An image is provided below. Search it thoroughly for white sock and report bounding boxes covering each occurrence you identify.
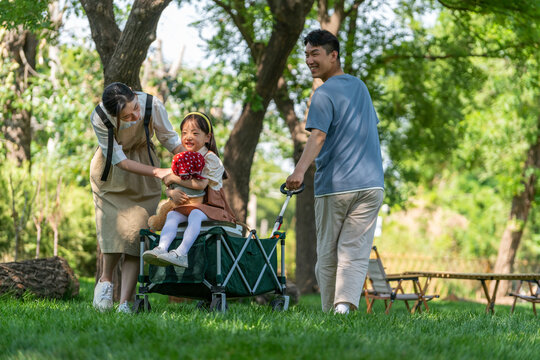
[335,303,350,314]
[176,209,208,256]
[158,211,187,250]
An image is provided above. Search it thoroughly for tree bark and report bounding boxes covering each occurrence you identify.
[220,0,314,222]
[80,0,172,89]
[0,257,79,299]
[274,78,318,293]
[1,26,38,165]
[492,112,540,297]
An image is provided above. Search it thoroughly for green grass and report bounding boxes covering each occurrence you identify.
[1,278,539,360]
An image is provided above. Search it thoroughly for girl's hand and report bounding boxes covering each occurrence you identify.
[163,173,182,186]
[154,168,172,180]
[166,187,189,204]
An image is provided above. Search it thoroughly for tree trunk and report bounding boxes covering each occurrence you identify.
[222,0,314,222]
[492,114,540,297]
[81,0,172,89]
[1,26,38,165]
[274,78,318,293]
[0,257,79,299]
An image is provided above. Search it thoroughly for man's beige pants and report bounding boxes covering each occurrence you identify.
[314,188,384,312]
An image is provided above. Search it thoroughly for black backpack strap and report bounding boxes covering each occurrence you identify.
[94,105,114,181]
[143,94,155,167]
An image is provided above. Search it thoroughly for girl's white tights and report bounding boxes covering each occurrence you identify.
[158,209,208,256]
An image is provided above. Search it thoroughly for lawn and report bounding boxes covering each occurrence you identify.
[1,278,538,360]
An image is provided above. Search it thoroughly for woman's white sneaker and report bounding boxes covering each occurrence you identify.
[93,281,113,312]
[117,301,132,314]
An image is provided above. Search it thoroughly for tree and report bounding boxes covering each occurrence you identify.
[430,0,540,297]
[206,0,315,223]
[0,0,60,166]
[80,0,173,89]
[1,26,38,165]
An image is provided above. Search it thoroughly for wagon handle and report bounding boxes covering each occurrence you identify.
[280,183,305,196]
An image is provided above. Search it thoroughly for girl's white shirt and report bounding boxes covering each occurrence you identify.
[197,146,224,191]
[90,92,181,165]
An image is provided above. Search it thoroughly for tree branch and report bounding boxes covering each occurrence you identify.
[344,0,364,19]
[213,0,260,59]
[105,0,172,88]
[80,0,121,69]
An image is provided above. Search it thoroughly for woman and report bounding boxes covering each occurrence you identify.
[90,82,186,313]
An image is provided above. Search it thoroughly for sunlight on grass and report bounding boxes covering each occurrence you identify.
[0,277,538,359]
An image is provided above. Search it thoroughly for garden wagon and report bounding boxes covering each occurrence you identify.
[133,184,304,313]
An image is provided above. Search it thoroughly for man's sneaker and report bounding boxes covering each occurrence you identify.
[93,280,113,312]
[334,303,350,315]
[142,246,168,266]
[117,301,132,314]
[157,250,189,268]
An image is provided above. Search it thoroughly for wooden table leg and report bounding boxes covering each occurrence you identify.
[414,279,430,312]
[481,279,499,314]
[511,280,522,314]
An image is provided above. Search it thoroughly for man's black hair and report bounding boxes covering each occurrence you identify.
[303,29,340,60]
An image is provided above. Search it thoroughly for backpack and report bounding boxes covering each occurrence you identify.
[94,94,154,181]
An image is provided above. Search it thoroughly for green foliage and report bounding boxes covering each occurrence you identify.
[0,160,36,256]
[0,0,50,30]
[0,35,102,270]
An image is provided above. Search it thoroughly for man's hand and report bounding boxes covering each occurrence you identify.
[286,171,304,191]
[285,129,325,191]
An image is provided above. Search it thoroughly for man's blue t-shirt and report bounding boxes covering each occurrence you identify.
[306,74,384,196]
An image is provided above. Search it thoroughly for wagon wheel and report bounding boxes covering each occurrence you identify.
[270,297,285,311]
[210,296,228,312]
[133,297,152,313]
[196,300,211,311]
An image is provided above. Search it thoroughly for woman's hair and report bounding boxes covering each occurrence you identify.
[181,112,228,179]
[102,82,136,119]
[304,29,340,61]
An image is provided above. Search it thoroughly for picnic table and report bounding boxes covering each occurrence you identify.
[399,271,540,314]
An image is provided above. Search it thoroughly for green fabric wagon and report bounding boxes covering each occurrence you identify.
[134,184,304,313]
[135,222,289,312]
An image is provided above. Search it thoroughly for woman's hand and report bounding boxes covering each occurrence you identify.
[154,167,172,180]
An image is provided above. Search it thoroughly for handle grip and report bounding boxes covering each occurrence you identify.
[280,183,305,195]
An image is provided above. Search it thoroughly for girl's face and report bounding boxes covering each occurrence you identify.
[181,119,211,152]
[118,95,140,122]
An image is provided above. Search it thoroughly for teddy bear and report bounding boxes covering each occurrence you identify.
[148,151,206,231]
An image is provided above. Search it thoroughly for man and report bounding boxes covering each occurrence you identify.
[286,29,384,314]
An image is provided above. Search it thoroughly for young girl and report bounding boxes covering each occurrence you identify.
[142,112,236,268]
